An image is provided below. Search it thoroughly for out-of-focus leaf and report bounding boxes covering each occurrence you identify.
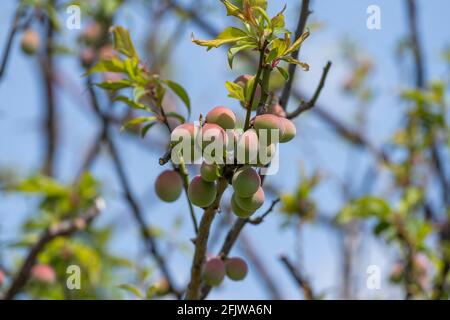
[111,26,139,59]
[15,175,68,197]
[96,80,133,90]
[164,80,191,115]
[337,196,391,224]
[140,122,158,138]
[87,58,125,75]
[118,284,143,298]
[121,116,157,132]
[114,96,148,111]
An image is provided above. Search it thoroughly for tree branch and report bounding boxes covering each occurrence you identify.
[2,198,105,300]
[279,254,315,300]
[185,178,229,300]
[286,61,332,119]
[41,11,57,177]
[279,0,311,109]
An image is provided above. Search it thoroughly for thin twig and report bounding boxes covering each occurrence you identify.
[279,254,315,300]
[279,0,311,109]
[248,198,280,225]
[0,5,24,81]
[2,198,105,300]
[287,61,332,119]
[41,11,57,177]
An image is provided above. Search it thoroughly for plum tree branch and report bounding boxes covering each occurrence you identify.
[168,0,389,165]
[286,61,332,119]
[200,198,281,299]
[279,0,311,110]
[0,7,22,81]
[279,254,315,300]
[185,178,229,300]
[40,9,57,177]
[2,198,105,300]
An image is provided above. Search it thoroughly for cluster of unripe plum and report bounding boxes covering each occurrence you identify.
[154,75,297,219]
[203,256,248,286]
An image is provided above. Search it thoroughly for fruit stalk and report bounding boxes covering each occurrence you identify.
[243,42,267,131]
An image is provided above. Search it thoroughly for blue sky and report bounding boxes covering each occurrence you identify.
[0,0,448,299]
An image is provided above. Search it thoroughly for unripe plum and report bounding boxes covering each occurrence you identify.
[257,143,276,167]
[253,114,285,145]
[231,193,255,218]
[21,29,40,55]
[82,21,102,44]
[99,44,116,60]
[279,117,296,143]
[31,264,56,284]
[203,257,225,287]
[225,257,248,281]
[171,123,201,162]
[232,166,260,197]
[236,129,259,164]
[269,103,287,118]
[200,162,219,182]
[206,106,236,130]
[155,170,183,202]
[0,269,5,286]
[235,187,265,212]
[199,123,228,159]
[80,47,96,68]
[188,176,217,207]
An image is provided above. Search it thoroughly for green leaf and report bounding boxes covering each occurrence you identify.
[276,66,289,81]
[225,81,245,102]
[111,26,139,59]
[271,6,286,28]
[118,284,143,298]
[140,122,158,138]
[121,116,157,132]
[133,86,147,102]
[284,30,310,56]
[15,175,68,197]
[164,80,191,115]
[165,111,186,124]
[228,43,257,69]
[86,58,125,75]
[337,196,391,224]
[95,80,133,90]
[253,7,271,26]
[221,0,245,20]
[192,27,248,50]
[124,58,140,81]
[281,56,309,71]
[114,96,148,110]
